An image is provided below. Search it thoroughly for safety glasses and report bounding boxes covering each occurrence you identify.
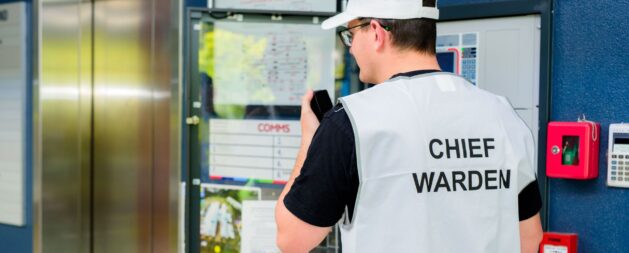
[337,20,391,47]
[337,22,371,47]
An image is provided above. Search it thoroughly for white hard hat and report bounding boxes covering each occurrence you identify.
[321,0,440,30]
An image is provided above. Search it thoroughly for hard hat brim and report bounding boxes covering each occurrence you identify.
[321,12,358,30]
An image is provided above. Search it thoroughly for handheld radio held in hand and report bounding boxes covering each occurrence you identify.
[310,90,333,122]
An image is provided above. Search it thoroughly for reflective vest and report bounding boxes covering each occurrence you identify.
[338,73,536,253]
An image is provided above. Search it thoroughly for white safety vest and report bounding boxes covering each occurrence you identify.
[338,73,536,253]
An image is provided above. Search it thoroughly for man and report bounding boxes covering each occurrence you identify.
[275,0,543,252]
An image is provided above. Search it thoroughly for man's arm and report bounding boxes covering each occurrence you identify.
[519,212,543,253]
[275,90,331,253]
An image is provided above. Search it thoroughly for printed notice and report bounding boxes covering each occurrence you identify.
[542,245,568,253]
[214,0,336,13]
[241,201,280,253]
[209,119,300,182]
[213,21,335,106]
[0,2,26,226]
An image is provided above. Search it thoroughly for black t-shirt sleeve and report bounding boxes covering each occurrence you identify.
[518,180,542,221]
[283,106,357,227]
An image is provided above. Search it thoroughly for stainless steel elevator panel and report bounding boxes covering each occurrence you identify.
[36,0,181,252]
[152,0,183,251]
[38,1,92,252]
[92,0,180,252]
[92,1,153,251]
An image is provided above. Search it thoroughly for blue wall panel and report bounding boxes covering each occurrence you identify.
[186,0,206,8]
[0,0,33,252]
[549,0,629,252]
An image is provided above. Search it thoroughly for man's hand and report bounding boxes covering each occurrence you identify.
[520,212,543,253]
[274,89,330,252]
[299,89,320,146]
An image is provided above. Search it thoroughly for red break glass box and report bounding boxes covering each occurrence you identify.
[546,121,600,179]
[540,232,578,253]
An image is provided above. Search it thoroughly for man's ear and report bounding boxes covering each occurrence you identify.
[370,20,387,51]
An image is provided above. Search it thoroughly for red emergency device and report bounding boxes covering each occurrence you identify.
[546,121,600,179]
[539,232,578,253]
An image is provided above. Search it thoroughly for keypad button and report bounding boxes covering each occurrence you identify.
[612,166,617,170]
[625,155,629,159]
[618,177,624,181]
[611,172,616,175]
[612,155,618,158]
[612,161,617,165]
[611,177,617,180]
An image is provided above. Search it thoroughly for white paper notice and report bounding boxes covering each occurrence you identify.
[0,2,26,227]
[214,0,336,13]
[209,119,300,181]
[543,245,568,253]
[213,21,335,106]
[241,201,280,253]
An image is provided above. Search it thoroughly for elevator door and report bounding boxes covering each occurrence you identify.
[38,0,181,252]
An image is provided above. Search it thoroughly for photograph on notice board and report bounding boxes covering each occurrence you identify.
[200,184,261,253]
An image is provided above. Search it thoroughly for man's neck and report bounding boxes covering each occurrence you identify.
[374,50,441,84]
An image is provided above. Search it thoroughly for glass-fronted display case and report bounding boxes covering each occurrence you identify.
[185,9,349,253]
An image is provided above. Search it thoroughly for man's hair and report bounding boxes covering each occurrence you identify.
[363,0,437,55]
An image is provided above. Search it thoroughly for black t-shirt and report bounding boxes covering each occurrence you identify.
[284,70,542,227]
